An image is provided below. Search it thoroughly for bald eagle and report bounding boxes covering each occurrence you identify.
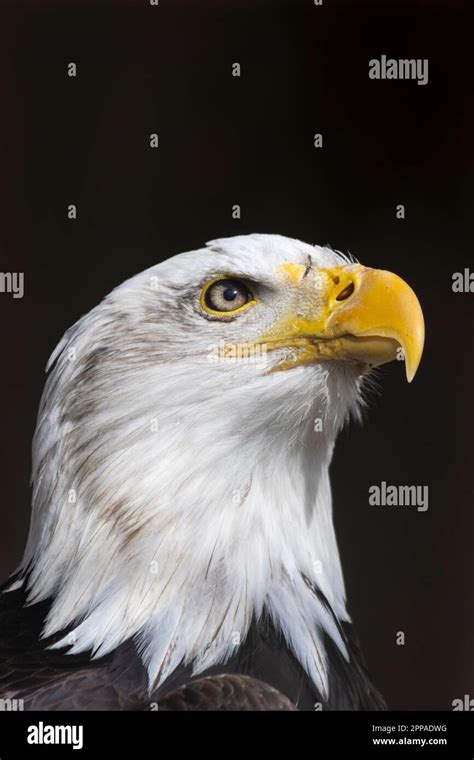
[0,234,424,710]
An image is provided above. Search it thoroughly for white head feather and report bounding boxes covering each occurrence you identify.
[17,234,365,698]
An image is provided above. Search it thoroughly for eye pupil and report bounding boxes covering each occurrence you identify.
[223,287,238,301]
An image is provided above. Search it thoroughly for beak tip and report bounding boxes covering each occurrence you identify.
[405,358,421,383]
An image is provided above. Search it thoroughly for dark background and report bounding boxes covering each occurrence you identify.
[0,0,473,710]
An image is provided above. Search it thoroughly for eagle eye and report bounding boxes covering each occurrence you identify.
[201,278,256,316]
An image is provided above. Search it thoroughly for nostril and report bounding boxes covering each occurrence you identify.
[336,281,355,301]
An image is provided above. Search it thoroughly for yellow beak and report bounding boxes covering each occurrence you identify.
[259,264,425,382]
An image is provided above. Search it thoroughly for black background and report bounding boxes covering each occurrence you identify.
[0,0,473,710]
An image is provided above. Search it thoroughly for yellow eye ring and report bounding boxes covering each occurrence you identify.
[200,277,257,317]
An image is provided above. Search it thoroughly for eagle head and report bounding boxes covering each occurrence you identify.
[18,234,424,698]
